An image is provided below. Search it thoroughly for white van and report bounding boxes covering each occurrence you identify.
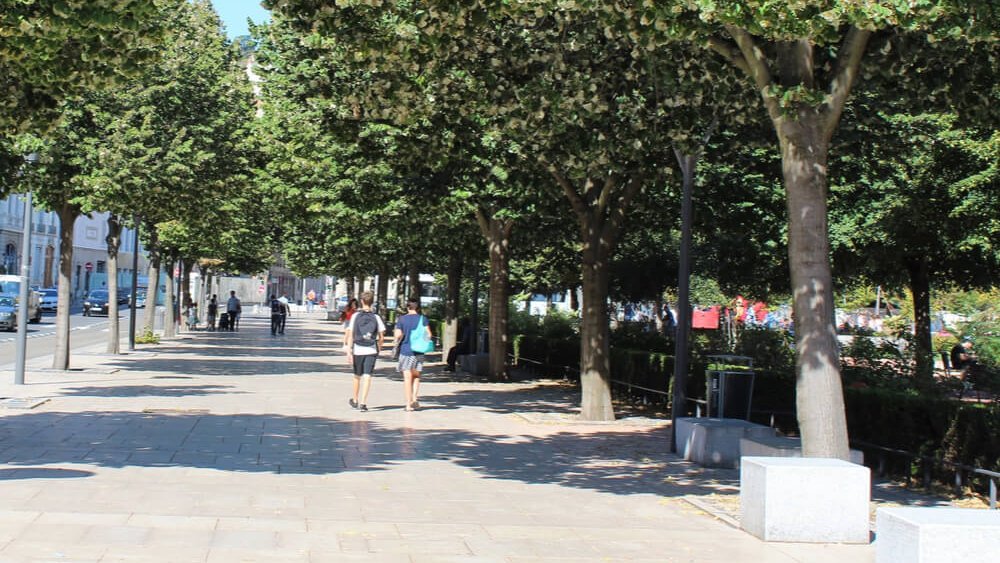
[0,275,42,323]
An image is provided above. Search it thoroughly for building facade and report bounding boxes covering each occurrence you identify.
[0,194,149,303]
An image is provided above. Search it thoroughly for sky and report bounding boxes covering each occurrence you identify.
[212,0,271,38]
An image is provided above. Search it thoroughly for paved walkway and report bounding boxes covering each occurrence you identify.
[0,312,890,562]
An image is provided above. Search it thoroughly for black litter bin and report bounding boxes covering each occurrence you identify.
[705,354,755,419]
[707,370,756,419]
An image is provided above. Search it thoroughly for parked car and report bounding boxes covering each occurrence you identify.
[38,288,58,312]
[0,294,17,331]
[82,289,112,316]
[116,288,130,305]
[133,289,147,308]
[0,275,42,323]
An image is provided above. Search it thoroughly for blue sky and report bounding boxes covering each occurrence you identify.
[213,0,270,38]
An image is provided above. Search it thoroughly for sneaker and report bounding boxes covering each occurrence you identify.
[348,399,358,409]
[360,404,368,412]
[410,401,420,411]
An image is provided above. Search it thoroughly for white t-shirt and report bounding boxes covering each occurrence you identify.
[346,311,386,356]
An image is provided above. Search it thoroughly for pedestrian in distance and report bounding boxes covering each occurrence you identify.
[207,295,218,331]
[226,290,241,331]
[345,291,385,412]
[269,294,282,335]
[394,297,433,411]
[278,294,290,334]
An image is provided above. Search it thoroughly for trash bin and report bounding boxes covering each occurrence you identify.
[706,355,755,420]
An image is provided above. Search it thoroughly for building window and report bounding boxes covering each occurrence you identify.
[2,243,17,274]
[96,261,106,274]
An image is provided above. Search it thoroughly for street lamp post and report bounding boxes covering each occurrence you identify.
[14,152,39,385]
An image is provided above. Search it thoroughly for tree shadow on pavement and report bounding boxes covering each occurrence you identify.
[0,409,736,499]
[58,384,239,398]
[102,357,334,376]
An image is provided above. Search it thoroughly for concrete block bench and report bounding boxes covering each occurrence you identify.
[741,456,870,543]
[675,418,776,469]
[876,507,1000,562]
[740,434,865,465]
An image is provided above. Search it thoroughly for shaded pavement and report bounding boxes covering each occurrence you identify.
[0,312,902,561]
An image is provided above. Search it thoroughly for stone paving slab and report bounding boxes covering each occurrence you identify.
[0,311,903,561]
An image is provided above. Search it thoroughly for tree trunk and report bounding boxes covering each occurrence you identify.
[53,204,78,370]
[163,261,176,338]
[408,264,422,302]
[720,25,870,460]
[376,267,389,317]
[570,287,579,312]
[358,276,366,296]
[143,253,161,335]
[443,255,462,356]
[395,274,406,313]
[475,208,512,381]
[106,215,122,354]
[550,173,643,421]
[907,256,935,386]
[580,246,614,420]
[345,278,355,302]
[780,120,850,460]
[182,260,194,309]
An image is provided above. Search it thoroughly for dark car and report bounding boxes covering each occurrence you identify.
[83,289,112,316]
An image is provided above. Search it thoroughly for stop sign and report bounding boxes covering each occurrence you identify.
[84,262,93,272]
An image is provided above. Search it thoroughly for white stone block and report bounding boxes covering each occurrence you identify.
[740,435,865,465]
[674,418,776,468]
[740,456,870,543]
[876,507,1000,563]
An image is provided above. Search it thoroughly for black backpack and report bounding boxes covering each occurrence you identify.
[353,311,379,347]
[270,299,281,314]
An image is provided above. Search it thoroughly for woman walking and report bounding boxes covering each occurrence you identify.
[394,297,432,411]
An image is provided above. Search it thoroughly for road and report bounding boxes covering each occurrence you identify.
[0,307,157,370]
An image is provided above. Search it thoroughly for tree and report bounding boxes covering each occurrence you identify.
[0,0,183,133]
[83,0,260,340]
[607,0,1000,458]
[831,110,1000,383]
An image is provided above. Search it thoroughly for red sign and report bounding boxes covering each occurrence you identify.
[84,262,93,272]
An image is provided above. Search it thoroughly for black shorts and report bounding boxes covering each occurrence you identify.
[352,354,377,376]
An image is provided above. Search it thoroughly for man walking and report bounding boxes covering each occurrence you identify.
[269,294,282,335]
[344,291,385,412]
[226,290,241,331]
[278,294,290,334]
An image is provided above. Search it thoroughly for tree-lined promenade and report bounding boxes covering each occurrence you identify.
[1,1,998,462]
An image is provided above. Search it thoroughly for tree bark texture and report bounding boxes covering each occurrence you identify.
[580,248,614,420]
[408,264,422,302]
[475,207,512,381]
[376,267,389,317]
[443,255,462,356]
[780,120,850,460]
[719,27,870,460]
[163,263,175,338]
[106,215,122,355]
[142,253,160,335]
[907,256,935,385]
[550,172,643,421]
[53,204,78,370]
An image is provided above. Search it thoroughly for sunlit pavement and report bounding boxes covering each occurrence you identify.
[0,312,876,562]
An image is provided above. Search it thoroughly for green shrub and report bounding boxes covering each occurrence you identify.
[135,330,160,345]
[845,388,1000,492]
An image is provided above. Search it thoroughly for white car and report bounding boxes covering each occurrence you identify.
[38,288,58,311]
